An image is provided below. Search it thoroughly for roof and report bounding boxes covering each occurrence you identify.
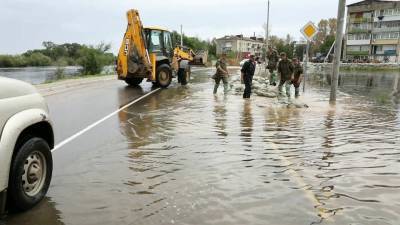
[216,35,264,43]
[143,26,170,32]
[348,0,400,7]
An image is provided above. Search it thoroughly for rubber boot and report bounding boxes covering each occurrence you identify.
[285,82,291,98]
[295,87,300,98]
[278,84,284,96]
[213,83,219,94]
[270,71,277,86]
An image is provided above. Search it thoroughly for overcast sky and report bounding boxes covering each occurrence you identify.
[0,0,361,54]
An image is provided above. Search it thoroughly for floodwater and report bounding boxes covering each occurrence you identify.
[0,67,80,84]
[3,68,400,225]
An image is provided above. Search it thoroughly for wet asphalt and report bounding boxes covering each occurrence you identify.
[2,67,400,225]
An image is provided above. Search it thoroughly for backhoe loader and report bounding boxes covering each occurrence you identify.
[116,9,194,88]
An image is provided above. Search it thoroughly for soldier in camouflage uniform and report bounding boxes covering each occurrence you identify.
[213,54,229,94]
[292,58,303,98]
[277,52,294,97]
[267,46,279,86]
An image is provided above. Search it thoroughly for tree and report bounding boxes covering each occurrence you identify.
[207,39,217,57]
[328,18,337,36]
[77,43,115,75]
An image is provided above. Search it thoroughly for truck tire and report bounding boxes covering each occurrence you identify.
[156,65,172,88]
[8,137,53,212]
[125,78,143,86]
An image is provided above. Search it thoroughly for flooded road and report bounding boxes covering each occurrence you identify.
[3,68,400,225]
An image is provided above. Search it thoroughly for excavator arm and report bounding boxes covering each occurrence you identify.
[117,10,153,80]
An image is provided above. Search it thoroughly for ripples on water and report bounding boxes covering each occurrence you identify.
[6,70,398,225]
[114,71,400,225]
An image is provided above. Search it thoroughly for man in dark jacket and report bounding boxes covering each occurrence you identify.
[277,52,294,97]
[292,58,303,97]
[241,55,256,99]
[267,46,279,86]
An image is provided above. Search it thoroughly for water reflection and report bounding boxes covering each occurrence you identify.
[3,197,64,225]
[240,100,253,144]
[0,67,80,84]
[4,69,399,225]
[213,96,228,137]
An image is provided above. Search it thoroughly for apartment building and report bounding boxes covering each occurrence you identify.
[215,35,265,58]
[344,0,400,63]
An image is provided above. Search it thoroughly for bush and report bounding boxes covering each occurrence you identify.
[26,53,52,66]
[0,55,16,67]
[77,44,114,75]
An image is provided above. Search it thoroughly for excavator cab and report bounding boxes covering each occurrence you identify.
[144,27,174,60]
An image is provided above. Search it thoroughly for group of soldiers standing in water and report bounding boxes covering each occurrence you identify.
[213,45,304,99]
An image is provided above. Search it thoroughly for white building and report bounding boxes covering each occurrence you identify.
[344,0,400,63]
[215,35,265,58]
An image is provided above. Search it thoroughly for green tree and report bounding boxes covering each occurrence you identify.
[77,43,114,75]
[26,53,52,66]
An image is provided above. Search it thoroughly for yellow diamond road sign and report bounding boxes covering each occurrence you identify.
[301,22,318,41]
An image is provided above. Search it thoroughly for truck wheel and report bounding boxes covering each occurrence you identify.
[8,137,53,212]
[156,65,172,88]
[125,78,143,86]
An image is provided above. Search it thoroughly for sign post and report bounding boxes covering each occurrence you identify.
[300,22,318,93]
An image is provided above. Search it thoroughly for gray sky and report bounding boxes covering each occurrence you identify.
[0,0,360,54]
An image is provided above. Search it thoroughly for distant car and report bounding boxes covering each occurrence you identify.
[240,59,249,67]
[0,77,54,215]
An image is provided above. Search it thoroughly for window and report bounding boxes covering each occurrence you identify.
[163,32,173,53]
[149,30,162,53]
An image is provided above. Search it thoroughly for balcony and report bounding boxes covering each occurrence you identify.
[347,39,371,45]
[372,27,400,33]
[374,15,400,22]
[347,50,369,56]
[375,50,397,56]
[348,28,371,33]
[350,17,373,23]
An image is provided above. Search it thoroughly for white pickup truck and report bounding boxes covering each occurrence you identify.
[0,77,53,216]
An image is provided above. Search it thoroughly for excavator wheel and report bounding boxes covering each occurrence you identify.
[125,78,143,86]
[156,65,172,88]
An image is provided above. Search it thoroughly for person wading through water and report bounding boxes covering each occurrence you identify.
[277,52,294,98]
[267,46,279,86]
[241,55,257,99]
[292,58,303,98]
[213,54,229,94]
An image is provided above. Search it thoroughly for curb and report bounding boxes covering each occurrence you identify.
[36,75,116,97]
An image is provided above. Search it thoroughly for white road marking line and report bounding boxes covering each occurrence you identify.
[52,88,161,152]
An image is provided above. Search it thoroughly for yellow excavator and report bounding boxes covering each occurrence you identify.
[116,9,195,88]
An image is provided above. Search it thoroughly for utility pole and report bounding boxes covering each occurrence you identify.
[266,0,270,49]
[180,24,183,46]
[264,0,270,66]
[330,0,346,103]
[397,24,400,64]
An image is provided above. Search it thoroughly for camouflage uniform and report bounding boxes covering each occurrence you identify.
[267,48,279,85]
[292,63,303,97]
[213,59,229,94]
[277,59,294,97]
